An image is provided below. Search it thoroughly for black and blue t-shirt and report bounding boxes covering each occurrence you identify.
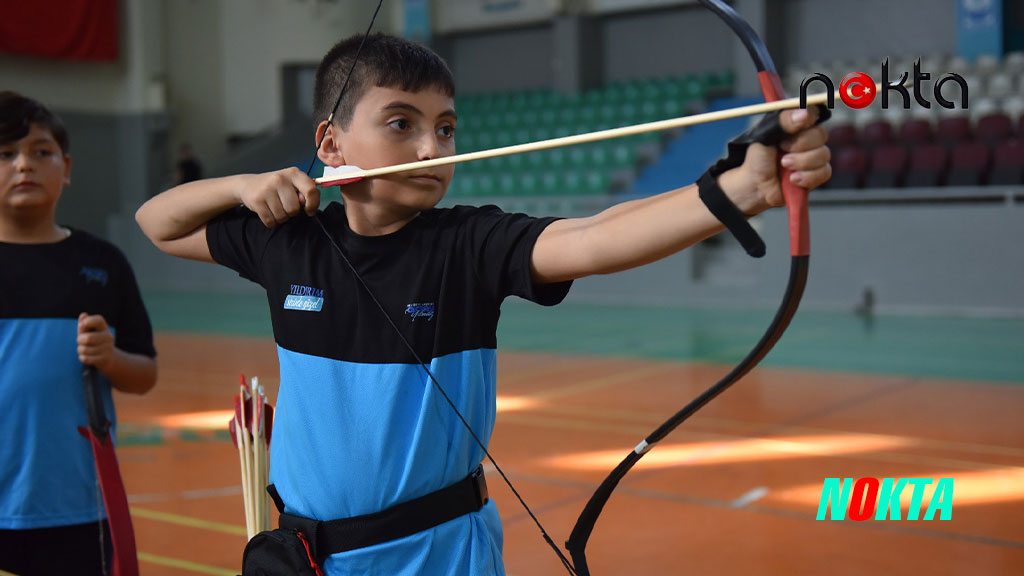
[207,203,570,575]
[0,230,155,529]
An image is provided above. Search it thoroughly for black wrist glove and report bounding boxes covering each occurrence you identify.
[697,105,831,258]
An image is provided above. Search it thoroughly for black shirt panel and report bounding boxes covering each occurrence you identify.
[206,203,572,364]
[0,230,156,357]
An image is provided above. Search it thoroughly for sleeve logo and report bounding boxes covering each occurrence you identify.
[404,302,435,322]
[80,266,109,287]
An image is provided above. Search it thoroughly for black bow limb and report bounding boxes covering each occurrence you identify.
[564,1,816,574]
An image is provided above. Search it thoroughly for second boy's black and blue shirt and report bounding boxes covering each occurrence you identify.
[0,231,154,530]
[207,203,571,575]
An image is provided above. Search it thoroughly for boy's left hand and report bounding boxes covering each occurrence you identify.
[78,313,115,371]
[719,108,832,215]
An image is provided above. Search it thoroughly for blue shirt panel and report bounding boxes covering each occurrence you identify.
[271,345,503,575]
[0,318,116,529]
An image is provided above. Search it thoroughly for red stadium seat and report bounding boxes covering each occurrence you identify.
[828,124,858,149]
[859,120,892,147]
[905,144,949,188]
[865,145,909,188]
[976,113,1013,144]
[828,147,869,189]
[897,119,933,145]
[936,117,972,146]
[989,139,1024,185]
[946,142,991,186]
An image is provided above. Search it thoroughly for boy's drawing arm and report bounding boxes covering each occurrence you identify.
[531,108,830,284]
[135,168,318,263]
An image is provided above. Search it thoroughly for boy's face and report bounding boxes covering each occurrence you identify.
[0,123,70,216]
[333,85,456,213]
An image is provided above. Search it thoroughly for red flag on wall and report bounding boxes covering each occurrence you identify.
[0,0,118,61]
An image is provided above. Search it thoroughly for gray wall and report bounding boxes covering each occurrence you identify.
[55,111,169,239]
[601,5,735,82]
[777,0,957,68]
[441,0,961,95]
[441,25,555,93]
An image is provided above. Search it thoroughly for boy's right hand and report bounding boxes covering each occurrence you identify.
[238,168,320,228]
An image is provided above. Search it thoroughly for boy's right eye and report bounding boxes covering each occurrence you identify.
[387,119,410,131]
[0,151,14,160]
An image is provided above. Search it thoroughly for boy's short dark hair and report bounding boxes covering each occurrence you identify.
[313,33,455,130]
[0,91,70,154]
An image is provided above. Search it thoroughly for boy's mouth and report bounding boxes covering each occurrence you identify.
[408,173,442,184]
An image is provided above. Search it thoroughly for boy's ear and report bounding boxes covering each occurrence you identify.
[315,121,345,167]
[63,154,71,186]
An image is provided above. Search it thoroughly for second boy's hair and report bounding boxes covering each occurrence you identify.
[313,33,455,130]
[0,91,70,154]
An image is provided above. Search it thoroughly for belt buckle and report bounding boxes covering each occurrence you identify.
[472,465,489,506]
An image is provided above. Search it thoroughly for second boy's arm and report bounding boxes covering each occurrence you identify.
[531,109,830,284]
[77,314,157,394]
[135,169,320,262]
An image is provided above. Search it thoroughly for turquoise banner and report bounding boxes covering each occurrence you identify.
[404,0,431,42]
[956,0,1003,60]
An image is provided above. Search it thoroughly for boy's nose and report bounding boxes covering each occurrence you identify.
[418,135,441,160]
[14,152,33,171]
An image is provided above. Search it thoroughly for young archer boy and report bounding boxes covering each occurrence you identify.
[0,91,157,576]
[136,34,830,575]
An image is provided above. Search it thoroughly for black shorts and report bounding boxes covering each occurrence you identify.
[0,520,112,576]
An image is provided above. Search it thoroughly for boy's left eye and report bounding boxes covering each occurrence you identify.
[437,125,455,138]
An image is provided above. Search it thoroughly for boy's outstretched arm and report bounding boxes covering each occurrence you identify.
[531,109,831,284]
[135,168,320,262]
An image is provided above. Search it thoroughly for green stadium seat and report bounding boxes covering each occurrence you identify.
[448,174,471,197]
[506,153,525,171]
[494,131,515,148]
[519,172,540,195]
[498,173,517,195]
[547,148,568,169]
[531,126,554,142]
[661,99,684,119]
[568,147,589,169]
[610,143,637,169]
[527,90,548,109]
[539,171,560,195]
[476,173,496,196]
[458,133,477,152]
[585,170,611,194]
[524,151,547,170]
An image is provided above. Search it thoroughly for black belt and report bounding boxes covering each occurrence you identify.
[269,466,489,561]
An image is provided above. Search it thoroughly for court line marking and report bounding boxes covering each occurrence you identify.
[520,364,677,400]
[131,506,246,536]
[137,552,237,576]
[128,486,241,504]
[732,486,769,508]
